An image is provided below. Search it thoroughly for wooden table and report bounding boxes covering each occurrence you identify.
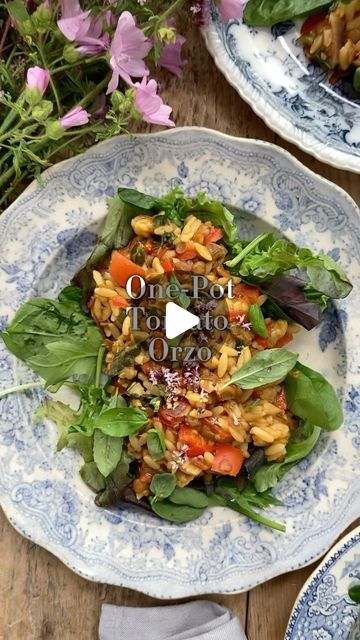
[1,25,359,640]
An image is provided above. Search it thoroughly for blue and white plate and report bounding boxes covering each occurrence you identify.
[285,526,360,640]
[202,7,360,172]
[0,128,359,597]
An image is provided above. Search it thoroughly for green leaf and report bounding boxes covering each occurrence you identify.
[169,486,209,509]
[225,348,298,389]
[305,256,352,299]
[181,193,237,244]
[248,303,268,338]
[150,473,176,498]
[150,497,206,522]
[34,398,76,451]
[354,68,360,93]
[147,428,166,460]
[95,460,131,507]
[169,273,190,309]
[253,421,321,492]
[94,407,148,437]
[284,363,343,430]
[6,0,29,21]
[26,326,103,387]
[108,344,141,376]
[80,461,106,492]
[348,583,360,604]
[57,286,83,304]
[243,0,332,26]
[117,188,159,212]
[93,429,123,477]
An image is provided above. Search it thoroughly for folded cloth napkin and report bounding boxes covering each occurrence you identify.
[99,600,247,640]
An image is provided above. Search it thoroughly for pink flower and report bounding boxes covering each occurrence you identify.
[218,0,248,21]
[60,106,89,129]
[134,77,175,127]
[107,11,151,93]
[58,0,109,54]
[26,66,50,96]
[159,33,186,77]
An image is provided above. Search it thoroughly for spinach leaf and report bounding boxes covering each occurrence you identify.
[215,478,285,532]
[243,0,332,26]
[253,421,321,492]
[26,326,103,387]
[150,497,206,522]
[80,461,106,492]
[93,429,123,477]
[169,273,191,309]
[72,193,138,297]
[224,348,298,389]
[248,303,267,337]
[95,459,132,506]
[261,274,322,330]
[150,473,177,498]
[169,486,209,509]
[1,292,91,361]
[117,188,159,212]
[284,363,343,430]
[147,429,166,460]
[349,584,360,604]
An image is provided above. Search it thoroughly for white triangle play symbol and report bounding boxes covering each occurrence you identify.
[165,302,199,340]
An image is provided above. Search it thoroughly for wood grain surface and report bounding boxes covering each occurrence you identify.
[0,24,359,640]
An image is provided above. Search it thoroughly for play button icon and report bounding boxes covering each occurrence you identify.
[165,302,199,340]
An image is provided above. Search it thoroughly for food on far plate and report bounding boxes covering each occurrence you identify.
[243,0,360,93]
[0,187,353,530]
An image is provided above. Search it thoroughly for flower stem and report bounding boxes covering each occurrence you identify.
[95,346,105,388]
[37,43,62,115]
[79,74,110,108]
[0,381,44,399]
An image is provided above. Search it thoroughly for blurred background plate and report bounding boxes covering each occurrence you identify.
[0,128,359,597]
[202,7,360,172]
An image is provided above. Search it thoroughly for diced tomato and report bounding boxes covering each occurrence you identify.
[254,336,269,348]
[160,258,174,273]
[178,425,215,457]
[275,332,294,348]
[211,445,244,476]
[229,309,250,324]
[233,283,260,304]
[276,388,288,411]
[109,251,145,291]
[144,240,156,254]
[301,12,327,35]
[204,227,223,245]
[111,295,129,309]
[112,377,126,394]
[158,400,190,428]
[176,242,198,260]
[203,417,233,443]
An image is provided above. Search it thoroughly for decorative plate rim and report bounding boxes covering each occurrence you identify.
[201,20,360,174]
[0,127,359,597]
[285,525,360,639]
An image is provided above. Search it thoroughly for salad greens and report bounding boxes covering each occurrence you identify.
[243,0,334,26]
[0,186,351,531]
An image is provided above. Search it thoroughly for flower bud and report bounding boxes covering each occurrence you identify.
[31,5,52,34]
[63,44,81,63]
[32,100,53,122]
[110,90,124,112]
[158,27,177,44]
[18,18,36,37]
[25,66,50,106]
[46,120,64,140]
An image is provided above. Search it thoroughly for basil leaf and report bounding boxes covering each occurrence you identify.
[169,273,190,309]
[248,303,267,337]
[243,0,332,26]
[284,362,343,430]
[253,421,321,492]
[147,429,166,460]
[349,584,360,604]
[117,188,159,212]
[93,429,123,477]
[225,348,298,389]
[80,461,106,492]
[93,407,148,437]
[150,473,176,498]
[26,326,103,387]
[150,497,206,522]
[169,486,209,509]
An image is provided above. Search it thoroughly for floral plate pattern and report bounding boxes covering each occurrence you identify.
[285,526,360,640]
[202,7,360,173]
[0,128,359,597]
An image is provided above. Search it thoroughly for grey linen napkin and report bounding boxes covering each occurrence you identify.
[99,600,247,640]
